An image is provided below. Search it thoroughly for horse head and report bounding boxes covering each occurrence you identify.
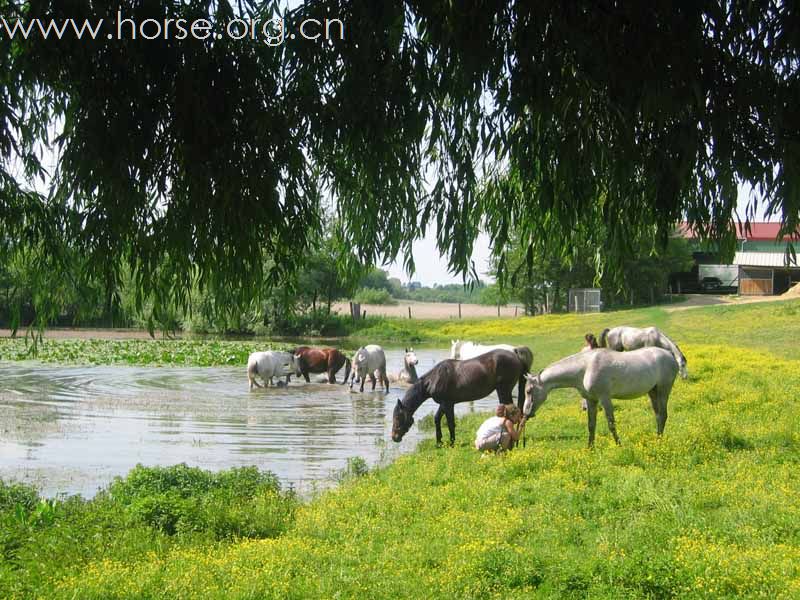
[523,372,547,418]
[391,399,414,442]
[404,348,418,367]
[450,339,462,359]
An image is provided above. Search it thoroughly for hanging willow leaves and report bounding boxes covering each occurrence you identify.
[0,0,798,328]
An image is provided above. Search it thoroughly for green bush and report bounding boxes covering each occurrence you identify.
[353,287,397,305]
[0,465,297,599]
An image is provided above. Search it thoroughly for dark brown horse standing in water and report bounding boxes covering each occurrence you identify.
[292,346,351,383]
[391,349,527,446]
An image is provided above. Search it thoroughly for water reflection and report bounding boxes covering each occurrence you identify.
[0,348,505,498]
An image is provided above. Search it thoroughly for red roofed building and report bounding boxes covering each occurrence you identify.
[676,222,800,295]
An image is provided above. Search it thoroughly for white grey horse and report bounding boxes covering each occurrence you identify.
[599,326,688,379]
[247,351,300,390]
[349,344,390,393]
[523,347,679,447]
[450,340,515,360]
[451,340,533,373]
[387,348,420,385]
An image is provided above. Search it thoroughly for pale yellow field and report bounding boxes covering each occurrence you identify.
[331,300,525,319]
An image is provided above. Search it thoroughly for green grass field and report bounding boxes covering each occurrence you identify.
[2,300,799,598]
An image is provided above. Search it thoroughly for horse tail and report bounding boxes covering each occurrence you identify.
[517,371,526,412]
[660,332,688,379]
[342,353,352,384]
[599,328,610,348]
[247,359,260,389]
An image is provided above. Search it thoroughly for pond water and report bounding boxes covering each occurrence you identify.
[0,348,506,498]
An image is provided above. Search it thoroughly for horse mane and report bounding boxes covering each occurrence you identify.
[599,328,610,348]
[424,360,455,397]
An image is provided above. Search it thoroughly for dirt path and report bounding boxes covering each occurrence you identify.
[663,293,796,312]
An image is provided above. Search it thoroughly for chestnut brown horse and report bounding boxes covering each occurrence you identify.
[391,349,527,446]
[292,346,351,384]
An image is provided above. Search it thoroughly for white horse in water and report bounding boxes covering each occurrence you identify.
[387,348,420,385]
[349,344,389,393]
[523,347,679,447]
[599,326,688,379]
[247,351,300,390]
[451,339,514,360]
[451,340,533,373]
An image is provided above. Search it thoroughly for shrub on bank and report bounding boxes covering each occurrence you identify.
[0,465,297,599]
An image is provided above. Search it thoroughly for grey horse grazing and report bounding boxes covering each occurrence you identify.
[599,326,688,379]
[522,347,679,447]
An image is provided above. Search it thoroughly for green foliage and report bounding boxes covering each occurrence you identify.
[492,225,695,313]
[0,466,297,599]
[108,465,292,539]
[3,0,796,332]
[476,284,508,306]
[405,282,485,304]
[353,287,397,305]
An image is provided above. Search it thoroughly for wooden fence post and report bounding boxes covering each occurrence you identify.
[458,303,461,319]
[408,306,412,319]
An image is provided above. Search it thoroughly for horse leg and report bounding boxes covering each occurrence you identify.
[444,402,456,446]
[328,363,336,384]
[496,385,513,406]
[302,370,310,383]
[382,368,389,393]
[654,386,670,435]
[358,372,366,392]
[586,400,599,448]
[647,388,669,435]
[369,372,377,391]
[517,375,526,411]
[599,396,620,445]
[433,404,445,446]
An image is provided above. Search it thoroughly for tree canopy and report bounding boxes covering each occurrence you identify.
[1,0,798,325]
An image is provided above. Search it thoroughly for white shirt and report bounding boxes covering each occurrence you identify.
[475,416,507,441]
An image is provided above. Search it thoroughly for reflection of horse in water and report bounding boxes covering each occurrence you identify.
[523,347,679,447]
[599,326,688,379]
[391,349,528,446]
[292,346,351,384]
[349,344,389,393]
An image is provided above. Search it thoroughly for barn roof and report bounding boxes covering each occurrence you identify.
[677,222,800,242]
[732,252,799,268]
